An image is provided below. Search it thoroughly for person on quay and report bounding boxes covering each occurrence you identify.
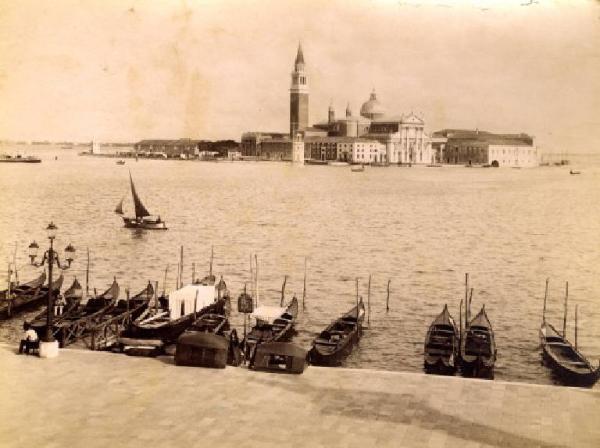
[54,294,66,316]
[19,323,39,354]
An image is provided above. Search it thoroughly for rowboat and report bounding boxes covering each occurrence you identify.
[1,273,63,319]
[424,304,459,374]
[539,280,600,387]
[540,322,600,387]
[175,313,242,368]
[309,299,365,366]
[460,305,497,378]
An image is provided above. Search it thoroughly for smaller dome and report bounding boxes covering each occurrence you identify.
[360,89,386,119]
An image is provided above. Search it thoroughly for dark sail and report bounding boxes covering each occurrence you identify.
[114,197,124,215]
[129,172,151,218]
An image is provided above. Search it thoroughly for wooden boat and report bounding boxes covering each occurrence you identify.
[350,164,365,172]
[305,159,328,165]
[252,342,308,374]
[1,273,64,319]
[539,281,600,387]
[540,323,600,387]
[27,277,83,324]
[424,304,459,374]
[175,313,242,368]
[116,160,126,165]
[569,170,581,175]
[243,297,298,358]
[95,282,153,324]
[0,272,46,301]
[309,299,365,366]
[119,278,229,356]
[30,278,119,341]
[121,172,167,230]
[460,306,497,378]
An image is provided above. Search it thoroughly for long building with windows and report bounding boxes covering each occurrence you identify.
[432,129,539,167]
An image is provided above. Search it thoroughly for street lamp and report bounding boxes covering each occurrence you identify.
[29,222,76,358]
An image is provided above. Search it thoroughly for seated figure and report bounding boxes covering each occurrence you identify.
[19,323,39,354]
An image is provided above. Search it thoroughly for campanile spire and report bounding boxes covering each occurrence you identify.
[290,43,309,137]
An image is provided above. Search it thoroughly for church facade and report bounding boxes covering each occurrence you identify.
[242,45,435,164]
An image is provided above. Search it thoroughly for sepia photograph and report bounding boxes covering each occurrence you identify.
[0,0,599,446]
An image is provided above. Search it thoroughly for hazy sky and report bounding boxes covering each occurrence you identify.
[1,0,599,152]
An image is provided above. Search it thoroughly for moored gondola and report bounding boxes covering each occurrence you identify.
[309,299,365,366]
[1,272,63,319]
[460,305,496,378]
[424,304,459,374]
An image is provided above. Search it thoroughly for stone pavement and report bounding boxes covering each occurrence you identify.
[0,344,599,448]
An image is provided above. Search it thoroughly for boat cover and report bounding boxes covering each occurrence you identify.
[251,305,286,324]
[178,332,228,350]
[168,284,216,319]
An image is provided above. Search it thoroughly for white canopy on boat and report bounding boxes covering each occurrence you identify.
[168,284,216,319]
[251,305,286,324]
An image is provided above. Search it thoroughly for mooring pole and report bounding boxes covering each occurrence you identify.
[85,248,90,296]
[575,304,578,350]
[162,264,169,296]
[179,245,184,288]
[464,273,469,329]
[542,278,549,323]
[192,262,196,284]
[563,281,569,338]
[6,264,12,317]
[255,254,259,308]
[155,281,159,312]
[367,274,371,326]
[386,279,390,312]
[302,257,307,311]
[459,298,463,340]
[126,288,130,316]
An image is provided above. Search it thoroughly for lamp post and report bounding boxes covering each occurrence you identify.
[28,222,76,358]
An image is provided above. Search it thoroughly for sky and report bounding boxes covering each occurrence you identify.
[0,0,599,153]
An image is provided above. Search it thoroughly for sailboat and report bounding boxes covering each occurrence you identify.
[121,172,167,230]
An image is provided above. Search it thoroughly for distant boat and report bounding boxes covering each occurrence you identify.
[350,164,364,172]
[116,160,126,165]
[329,161,349,167]
[569,170,581,175]
[0,154,41,163]
[305,159,328,165]
[121,172,167,230]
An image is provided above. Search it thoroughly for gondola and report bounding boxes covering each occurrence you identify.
[1,273,63,319]
[309,299,365,366]
[119,275,229,356]
[30,278,119,339]
[424,304,459,374]
[460,305,496,378]
[243,296,299,359]
[27,277,83,325]
[175,313,242,368]
[95,282,153,324]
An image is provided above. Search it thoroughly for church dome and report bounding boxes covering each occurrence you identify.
[360,89,385,119]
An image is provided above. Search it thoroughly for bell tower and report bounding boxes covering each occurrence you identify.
[290,43,309,137]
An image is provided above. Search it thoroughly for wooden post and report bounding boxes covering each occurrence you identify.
[302,257,307,311]
[6,264,12,317]
[355,277,359,321]
[12,243,18,285]
[179,245,184,288]
[176,260,180,291]
[126,288,130,316]
[468,288,473,321]
[386,279,390,312]
[155,281,159,312]
[367,274,371,326]
[192,262,196,284]
[249,254,254,306]
[280,275,287,307]
[575,304,578,350]
[563,281,568,338]
[162,264,169,296]
[464,273,469,329]
[209,246,214,279]
[194,289,198,319]
[542,278,549,323]
[255,254,259,308]
[85,248,90,296]
[94,288,97,298]
[459,299,463,341]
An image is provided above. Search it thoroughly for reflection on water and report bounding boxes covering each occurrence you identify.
[1,146,599,388]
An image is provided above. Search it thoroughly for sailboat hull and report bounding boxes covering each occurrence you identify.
[123,217,168,230]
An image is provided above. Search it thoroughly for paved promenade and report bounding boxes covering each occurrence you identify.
[1,344,598,448]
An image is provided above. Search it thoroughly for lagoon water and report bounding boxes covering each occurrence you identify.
[1,146,599,387]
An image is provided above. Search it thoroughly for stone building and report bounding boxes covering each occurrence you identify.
[133,139,201,158]
[432,129,538,167]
